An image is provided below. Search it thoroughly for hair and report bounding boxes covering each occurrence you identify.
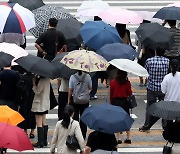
[155,47,165,56]
[77,70,82,75]
[115,23,126,38]
[170,59,179,76]
[94,16,102,21]
[115,69,128,85]
[61,105,75,129]
[167,20,176,27]
[142,20,151,23]
[49,18,58,27]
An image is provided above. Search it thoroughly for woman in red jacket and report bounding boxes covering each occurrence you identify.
[110,69,132,144]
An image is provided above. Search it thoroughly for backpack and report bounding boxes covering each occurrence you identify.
[73,74,90,104]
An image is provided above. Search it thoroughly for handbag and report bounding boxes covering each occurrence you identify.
[163,142,174,154]
[127,95,137,109]
[66,120,80,150]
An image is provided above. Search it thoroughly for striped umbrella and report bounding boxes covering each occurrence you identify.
[0,2,35,34]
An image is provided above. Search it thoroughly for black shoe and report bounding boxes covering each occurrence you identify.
[124,139,131,144]
[139,126,150,132]
[117,140,122,144]
[29,133,35,139]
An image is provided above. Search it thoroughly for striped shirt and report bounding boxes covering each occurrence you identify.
[145,56,169,91]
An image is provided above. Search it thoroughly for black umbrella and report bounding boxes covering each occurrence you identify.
[153,6,180,20]
[0,52,14,68]
[56,18,83,52]
[8,0,45,11]
[147,101,180,120]
[15,55,61,79]
[135,23,174,50]
[51,52,77,79]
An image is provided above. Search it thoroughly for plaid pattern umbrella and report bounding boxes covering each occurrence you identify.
[147,101,180,120]
[29,5,74,38]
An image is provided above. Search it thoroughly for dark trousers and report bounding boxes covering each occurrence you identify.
[144,89,166,129]
[90,72,99,97]
[72,102,89,139]
[58,91,68,120]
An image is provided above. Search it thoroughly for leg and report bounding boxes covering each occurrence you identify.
[139,76,143,86]
[42,114,48,146]
[90,72,99,99]
[116,132,122,144]
[58,92,68,120]
[124,131,131,144]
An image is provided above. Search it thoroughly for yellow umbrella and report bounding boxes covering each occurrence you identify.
[0,105,24,126]
[60,50,109,72]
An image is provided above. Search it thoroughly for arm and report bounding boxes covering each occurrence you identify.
[127,81,133,96]
[35,43,47,56]
[57,78,61,89]
[68,88,73,104]
[161,76,167,94]
[32,78,44,94]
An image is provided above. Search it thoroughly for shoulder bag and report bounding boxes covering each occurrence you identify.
[66,120,80,150]
[127,95,137,109]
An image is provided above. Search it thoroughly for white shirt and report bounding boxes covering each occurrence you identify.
[59,78,69,92]
[161,72,180,102]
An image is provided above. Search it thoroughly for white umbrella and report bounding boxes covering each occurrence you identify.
[109,59,149,77]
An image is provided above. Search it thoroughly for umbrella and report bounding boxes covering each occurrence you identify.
[0,105,24,126]
[29,5,74,38]
[153,6,180,20]
[51,52,77,79]
[98,7,143,25]
[81,103,134,134]
[0,2,35,34]
[167,2,180,7]
[135,23,174,50]
[15,54,61,79]
[76,0,109,21]
[0,42,28,60]
[92,150,119,154]
[147,101,180,120]
[0,52,14,68]
[56,18,83,51]
[0,122,33,151]
[97,43,138,61]
[60,50,109,72]
[8,0,45,11]
[109,59,149,77]
[80,21,122,50]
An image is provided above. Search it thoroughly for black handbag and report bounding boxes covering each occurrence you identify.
[163,142,174,154]
[66,121,80,150]
[127,95,137,109]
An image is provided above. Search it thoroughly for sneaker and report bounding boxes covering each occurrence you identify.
[90,95,98,100]
[139,126,150,132]
[124,139,131,144]
[117,140,122,144]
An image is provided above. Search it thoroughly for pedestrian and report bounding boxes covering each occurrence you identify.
[68,70,92,139]
[57,77,69,120]
[139,47,169,132]
[161,59,180,102]
[31,75,50,148]
[163,20,180,67]
[163,120,180,154]
[110,69,132,144]
[35,17,67,62]
[84,131,118,154]
[50,105,85,154]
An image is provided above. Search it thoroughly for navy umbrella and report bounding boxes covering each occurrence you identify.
[153,6,180,20]
[81,103,134,134]
[80,21,122,51]
[97,43,138,61]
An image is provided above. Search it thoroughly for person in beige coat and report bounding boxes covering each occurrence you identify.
[31,76,50,148]
[51,105,85,154]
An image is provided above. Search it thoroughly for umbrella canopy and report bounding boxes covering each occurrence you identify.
[167,2,180,7]
[0,105,24,126]
[80,21,122,50]
[15,54,61,79]
[51,52,77,79]
[98,7,143,25]
[97,43,138,61]
[0,122,33,151]
[81,103,134,134]
[135,22,174,50]
[29,5,74,38]
[109,59,149,77]
[147,101,180,120]
[153,6,180,20]
[0,2,35,34]
[0,42,28,60]
[56,18,83,51]
[92,150,119,154]
[0,52,14,68]
[60,50,109,72]
[8,0,45,11]
[76,0,109,20]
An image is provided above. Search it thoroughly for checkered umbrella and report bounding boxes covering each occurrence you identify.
[29,5,74,38]
[147,101,180,120]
